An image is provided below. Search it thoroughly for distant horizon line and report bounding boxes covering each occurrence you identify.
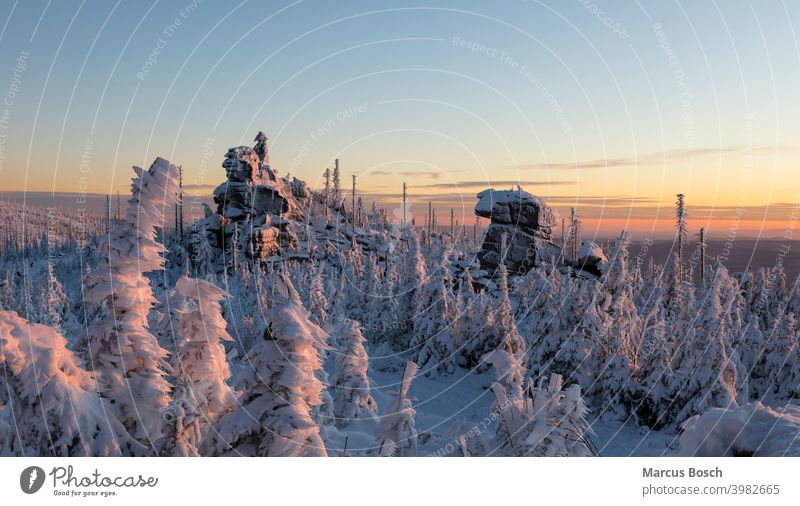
[1,191,795,242]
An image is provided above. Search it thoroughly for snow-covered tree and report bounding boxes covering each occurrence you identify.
[39,261,69,331]
[493,264,525,356]
[159,276,234,456]
[592,287,640,418]
[378,361,418,456]
[631,296,675,428]
[485,347,525,401]
[0,310,143,456]
[668,270,739,424]
[206,273,329,456]
[189,224,216,280]
[529,278,599,392]
[461,264,525,373]
[515,266,557,349]
[360,255,391,343]
[332,159,341,206]
[491,373,593,457]
[524,374,594,456]
[396,228,426,349]
[735,320,765,400]
[455,292,493,369]
[765,262,790,330]
[761,311,800,399]
[330,319,377,427]
[83,158,180,449]
[674,193,688,283]
[490,382,529,455]
[307,264,329,326]
[0,412,11,456]
[412,259,456,376]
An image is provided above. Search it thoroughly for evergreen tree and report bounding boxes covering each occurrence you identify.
[378,362,418,456]
[308,264,329,326]
[491,373,593,457]
[412,258,456,376]
[632,296,674,428]
[762,311,800,399]
[669,270,739,424]
[40,261,69,332]
[530,279,599,393]
[736,319,765,400]
[83,158,179,450]
[332,159,341,207]
[159,276,234,456]
[674,193,688,283]
[592,286,640,418]
[207,274,329,456]
[396,228,426,349]
[330,319,377,426]
[0,310,143,456]
[524,375,594,456]
[189,224,216,280]
[461,264,525,373]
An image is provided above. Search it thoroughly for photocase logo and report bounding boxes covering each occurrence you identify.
[20,466,45,494]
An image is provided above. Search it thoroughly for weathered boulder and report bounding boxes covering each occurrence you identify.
[475,188,561,274]
[576,240,607,276]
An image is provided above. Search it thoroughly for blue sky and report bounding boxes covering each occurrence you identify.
[1,0,799,236]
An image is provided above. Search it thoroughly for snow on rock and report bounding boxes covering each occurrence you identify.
[474,187,561,274]
[475,188,559,228]
[578,240,607,264]
[203,139,306,263]
[213,144,290,219]
[679,402,800,456]
[576,240,607,275]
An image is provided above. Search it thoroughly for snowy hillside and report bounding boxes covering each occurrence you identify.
[2,132,800,457]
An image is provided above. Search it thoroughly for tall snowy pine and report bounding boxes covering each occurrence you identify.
[330,319,378,427]
[83,158,179,450]
[206,273,329,456]
[378,361,419,456]
[159,276,234,456]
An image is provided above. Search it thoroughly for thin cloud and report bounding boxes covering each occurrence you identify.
[514,145,785,171]
[414,180,576,189]
[545,195,663,206]
[371,170,442,179]
[182,183,217,191]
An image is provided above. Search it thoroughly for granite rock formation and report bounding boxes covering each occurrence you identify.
[195,135,305,263]
[474,188,561,274]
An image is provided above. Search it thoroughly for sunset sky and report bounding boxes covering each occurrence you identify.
[1,0,799,238]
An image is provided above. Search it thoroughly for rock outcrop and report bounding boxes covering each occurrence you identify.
[575,240,607,276]
[195,135,307,264]
[474,188,561,274]
[213,146,286,220]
